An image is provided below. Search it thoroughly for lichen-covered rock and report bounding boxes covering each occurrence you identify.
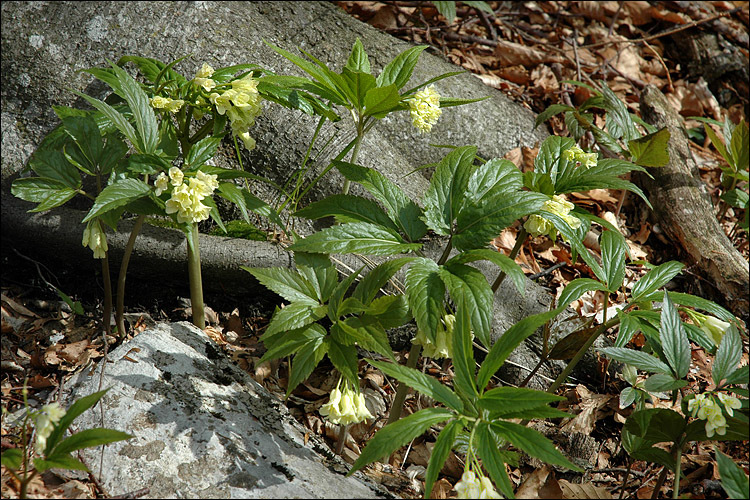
[61,322,395,499]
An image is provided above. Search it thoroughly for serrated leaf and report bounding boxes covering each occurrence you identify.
[600,230,626,292]
[71,90,141,153]
[477,423,516,499]
[404,258,445,343]
[534,136,576,181]
[476,307,563,391]
[363,83,400,118]
[33,455,88,474]
[446,249,525,295]
[185,137,221,169]
[327,340,359,389]
[349,408,454,475]
[260,324,325,364]
[365,294,411,330]
[242,266,319,304]
[451,300,478,400]
[338,317,395,360]
[82,179,151,222]
[725,365,749,385]
[490,421,582,471]
[453,191,547,251]
[713,325,742,386]
[465,158,523,205]
[598,347,672,375]
[628,127,670,167]
[729,120,748,173]
[10,177,77,212]
[294,194,398,231]
[261,302,326,341]
[368,358,463,412]
[558,278,609,309]
[422,145,478,235]
[353,257,414,304]
[624,408,685,444]
[294,252,339,303]
[535,103,575,129]
[333,161,428,241]
[287,331,328,396]
[288,222,421,256]
[615,311,641,348]
[715,446,750,500]
[345,38,370,74]
[439,262,493,347]
[642,373,687,392]
[376,45,428,89]
[630,261,684,302]
[660,291,691,379]
[327,266,363,322]
[342,68,377,110]
[1,448,22,470]
[61,115,102,171]
[548,327,597,361]
[432,1,456,21]
[51,428,132,457]
[107,60,159,154]
[424,419,462,498]
[479,387,565,416]
[29,149,81,188]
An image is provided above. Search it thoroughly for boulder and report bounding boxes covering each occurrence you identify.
[61,321,395,499]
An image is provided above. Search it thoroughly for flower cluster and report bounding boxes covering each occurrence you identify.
[157,168,219,224]
[408,85,442,134]
[82,220,108,259]
[454,469,503,499]
[319,377,373,426]
[33,402,66,454]
[209,73,263,150]
[150,95,185,114]
[524,194,581,238]
[414,314,458,359]
[193,62,216,92]
[698,314,731,346]
[564,145,597,169]
[688,392,742,437]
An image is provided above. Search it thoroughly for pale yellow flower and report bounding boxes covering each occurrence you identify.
[82,220,108,259]
[524,214,553,238]
[34,402,66,455]
[700,316,731,346]
[150,96,183,113]
[408,85,442,133]
[717,392,742,417]
[564,145,598,169]
[196,63,214,79]
[479,476,503,499]
[154,172,169,196]
[319,378,372,425]
[168,166,184,186]
[238,131,256,151]
[414,314,459,359]
[194,63,216,91]
[524,195,580,238]
[455,470,482,499]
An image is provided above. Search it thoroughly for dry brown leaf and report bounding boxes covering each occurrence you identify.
[1,294,40,319]
[570,1,621,23]
[559,479,613,499]
[516,466,564,499]
[494,39,561,67]
[494,65,530,85]
[560,384,615,435]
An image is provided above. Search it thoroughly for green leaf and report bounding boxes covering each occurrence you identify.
[447,249,525,295]
[334,160,427,241]
[716,446,750,499]
[600,230,627,292]
[424,419,462,499]
[725,364,749,385]
[107,60,159,154]
[71,90,141,153]
[660,291,691,379]
[185,137,221,169]
[376,45,428,90]
[51,428,133,457]
[624,408,685,444]
[630,261,684,302]
[287,331,328,396]
[33,455,88,474]
[288,222,421,256]
[451,301,478,400]
[342,68,377,110]
[534,136,576,181]
[729,120,748,172]
[294,252,339,303]
[260,324,326,364]
[28,150,81,188]
[327,340,359,389]
[535,103,575,129]
[558,278,609,309]
[476,307,563,392]
[453,192,547,251]
[368,358,463,412]
[704,123,732,166]
[327,267,363,322]
[1,448,22,470]
[117,55,187,85]
[598,347,672,375]
[490,421,583,471]
[432,1,457,21]
[365,294,411,330]
[422,145,477,235]
[479,387,565,417]
[439,262,493,347]
[61,115,102,171]
[477,423,517,499]
[240,267,319,305]
[82,178,151,223]
[465,158,523,205]
[642,373,687,392]
[363,84,401,118]
[10,177,77,212]
[349,408,455,475]
[713,325,742,386]
[628,127,670,167]
[615,311,642,348]
[685,415,749,442]
[665,292,736,323]
[338,317,396,360]
[353,257,414,304]
[600,81,637,143]
[345,38,371,74]
[294,194,399,231]
[404,258,445,343]
[720,189,749,209]
[44,390,109,455]
[261,302,326,341]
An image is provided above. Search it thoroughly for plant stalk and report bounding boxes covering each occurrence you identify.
[101,254,112,336]
[386,342,423,425]
[187,222,205,329]
[342,115,364,195]
[115,215,146,337]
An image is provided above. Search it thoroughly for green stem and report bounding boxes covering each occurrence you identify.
[187,222,205,329]
[492,227,528,293]
[342,117,364,196]
[101,254,112,336]
[115,215,146,338]
[386,342,423,425]
[619,457,633,500]
[437,237,453,266]
[673,444,683,499]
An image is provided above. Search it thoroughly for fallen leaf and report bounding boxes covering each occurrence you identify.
[516,466,564,499]
[560,384,616,435]
[559,479,613,499]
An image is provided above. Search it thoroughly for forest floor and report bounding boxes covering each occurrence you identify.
[2,1,748,499]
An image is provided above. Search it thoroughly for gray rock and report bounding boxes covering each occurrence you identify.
[61,322,395,499]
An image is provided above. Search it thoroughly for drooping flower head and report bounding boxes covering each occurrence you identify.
[82,220,108,259]
[34,402,66,455]
[319,377,373,426]
[194,62,216,92]
[524,194,581,239]
[164,170,219,224]
[208,73,263,150]
[408,85,442,134]
[150,95,185,113]
[564,144,597,169]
